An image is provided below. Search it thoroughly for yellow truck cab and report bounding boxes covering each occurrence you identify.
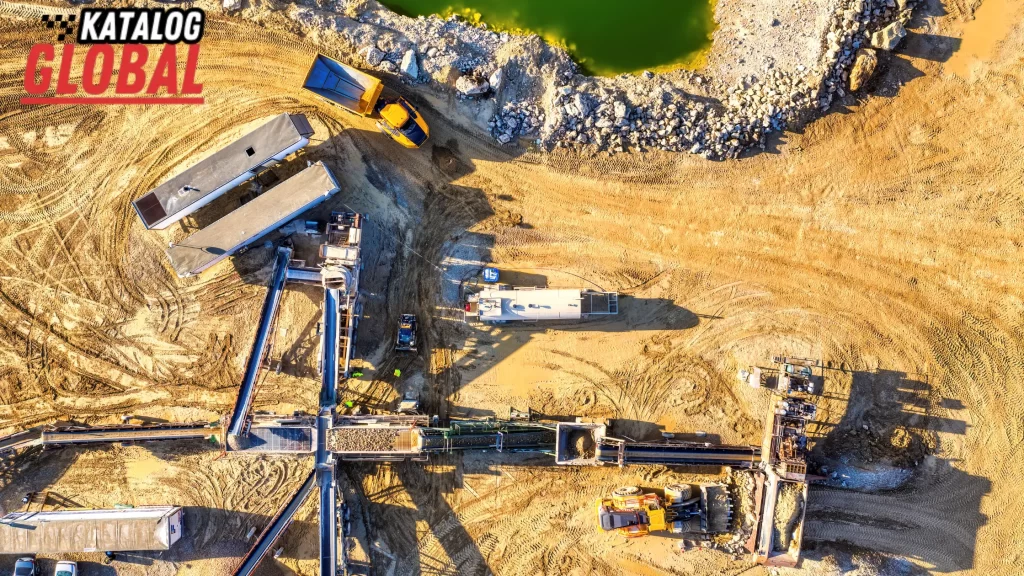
[376,98,430,149]
[303,53,429,148]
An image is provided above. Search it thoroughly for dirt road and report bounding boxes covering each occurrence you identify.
[1,0,1023,574]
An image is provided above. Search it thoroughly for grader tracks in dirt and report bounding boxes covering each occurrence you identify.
[0,0,1022,573]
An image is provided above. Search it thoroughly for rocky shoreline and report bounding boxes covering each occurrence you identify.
[240,0,916,159]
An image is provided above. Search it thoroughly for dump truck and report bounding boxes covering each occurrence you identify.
[303,54,429,148]
[597,484,732,538]
[395,314,417,352]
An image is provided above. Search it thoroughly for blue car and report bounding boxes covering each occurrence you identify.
[14,557,39,576]
[395,314,417,352]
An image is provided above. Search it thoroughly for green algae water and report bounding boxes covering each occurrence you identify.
[381,0,716,76]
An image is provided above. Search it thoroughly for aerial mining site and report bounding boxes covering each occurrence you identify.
[0,0,1021,575]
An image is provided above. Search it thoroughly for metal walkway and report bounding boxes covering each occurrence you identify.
[228,246,292,438]
[231,470,316,576]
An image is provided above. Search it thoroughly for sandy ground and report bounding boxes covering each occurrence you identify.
[1,0,1024,575]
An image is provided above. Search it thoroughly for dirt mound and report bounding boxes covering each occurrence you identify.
[773,482,805,552]
[566,430,595,460]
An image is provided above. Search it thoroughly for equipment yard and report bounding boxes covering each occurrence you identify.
[1,0,1023,575]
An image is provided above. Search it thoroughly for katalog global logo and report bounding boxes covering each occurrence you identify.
[22,7,205,105]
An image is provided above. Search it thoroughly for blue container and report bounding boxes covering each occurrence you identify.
[482,267,500,283]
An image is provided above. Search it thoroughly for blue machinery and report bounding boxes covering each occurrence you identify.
[226,246,292,438]
[317,411,338,576]
[231,213,364,576]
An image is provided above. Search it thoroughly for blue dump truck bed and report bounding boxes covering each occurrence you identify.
[302,54,383,115]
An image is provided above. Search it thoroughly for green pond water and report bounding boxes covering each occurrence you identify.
[381,0,717,76]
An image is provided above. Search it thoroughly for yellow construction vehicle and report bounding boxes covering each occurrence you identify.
[597,484,732,538]
[303,54,430,149]
[596,486,667,538]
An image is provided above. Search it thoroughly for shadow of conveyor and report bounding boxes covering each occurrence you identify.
[800,367,987,572]
[345,459,489,576]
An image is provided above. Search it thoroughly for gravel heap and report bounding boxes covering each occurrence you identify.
[276,0,917,159]
[328,426,403,452]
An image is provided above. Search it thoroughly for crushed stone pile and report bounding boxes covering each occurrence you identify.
[328,427,403,452]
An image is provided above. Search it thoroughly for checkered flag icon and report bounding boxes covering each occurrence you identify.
[41,14,77,42]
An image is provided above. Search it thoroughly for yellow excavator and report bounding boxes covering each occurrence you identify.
[303,54,429,149]
[597,484,731,538]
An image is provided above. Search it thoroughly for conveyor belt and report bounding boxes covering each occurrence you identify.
[40,423,217,446]
[0,428,43,453]
[596,441,760,468]
[318,466,337,576]
[228,247,292,437]
[232,470,316,576]
[418,425,556,453]
[321,288,340,409]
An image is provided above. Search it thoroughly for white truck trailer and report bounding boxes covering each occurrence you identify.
[465,288,618,323]
[132,113,314,230]
[0,506,183,554]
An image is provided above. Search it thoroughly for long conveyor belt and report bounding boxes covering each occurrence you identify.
[418,425,556,452]
[0,428,43,453]
[596,441,760,468]
[232,469,316,576]
[317,452,337,576]
[228,246,292,437]
[321,288,340,408]
[40,423,218,446]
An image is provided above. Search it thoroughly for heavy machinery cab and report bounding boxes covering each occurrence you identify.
[596,490,667,537]
[377,99,429,148]
[598,506,648,532]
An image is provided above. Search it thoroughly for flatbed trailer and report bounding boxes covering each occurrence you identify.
[165,161,340,277]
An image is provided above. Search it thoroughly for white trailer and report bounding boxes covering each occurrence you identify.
[465,288,618,322]
[132,113,314,230]
[165,161,340,277]
[0,506,184,554]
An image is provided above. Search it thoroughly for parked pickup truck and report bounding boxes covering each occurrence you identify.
[303,53,429,148]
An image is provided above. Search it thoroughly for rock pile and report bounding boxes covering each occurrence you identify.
[284,0,918,160]
[490,101,544,144]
